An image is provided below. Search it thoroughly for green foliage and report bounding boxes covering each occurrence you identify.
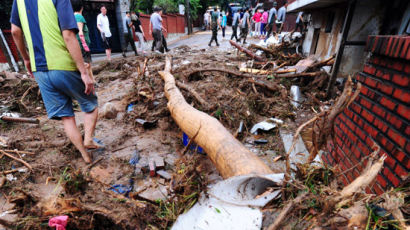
[130,0,153,14]
[154,0,179,13]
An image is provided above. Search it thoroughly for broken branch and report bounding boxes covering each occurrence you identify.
[176,81,211,110]
[0,150,32,170]
[229,40,266,62]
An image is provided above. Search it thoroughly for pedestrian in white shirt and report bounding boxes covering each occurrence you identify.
[97,6,112,61]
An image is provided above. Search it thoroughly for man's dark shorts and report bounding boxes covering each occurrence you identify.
[34,70,98,120]
[103,36,113,49]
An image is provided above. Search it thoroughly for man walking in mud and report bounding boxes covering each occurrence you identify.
[230,9,240,42]
[149,7,170,53]
[10,0,99,163]
[208,7,220,47]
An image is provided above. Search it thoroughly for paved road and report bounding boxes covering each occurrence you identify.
[92,27,263,62]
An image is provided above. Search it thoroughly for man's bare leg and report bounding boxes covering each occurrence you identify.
[83,108,99,147]
[106,49,111,61]
[62,116,92,163]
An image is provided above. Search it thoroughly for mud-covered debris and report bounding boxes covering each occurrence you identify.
[100,102,118,119]
[157,170,172,180]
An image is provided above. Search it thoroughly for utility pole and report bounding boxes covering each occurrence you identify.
[185,0,193,35]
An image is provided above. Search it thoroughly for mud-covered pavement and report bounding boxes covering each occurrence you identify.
[0,33,339,229]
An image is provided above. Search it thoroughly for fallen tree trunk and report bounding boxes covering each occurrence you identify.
[159,56,272,178]
[229,40,266,62]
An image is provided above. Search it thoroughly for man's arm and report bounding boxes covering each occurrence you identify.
[62,30,94,95]
[149,20,152,35]
[96,16,103,33]
[11,24,32,77]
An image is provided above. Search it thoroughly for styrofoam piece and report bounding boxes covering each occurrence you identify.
[172,174,284,230]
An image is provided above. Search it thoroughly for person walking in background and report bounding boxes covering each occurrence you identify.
[294,11,304,33]
[122,11,138,57]
[132,12,146,54]
[204,11,210,30]
[97,6,112,61]
[261,9,268,37]
[149,7,169,53]
[276,2,287,33]
[239,7,250,44]
[208,7,220,47]
[265,2,277,42]
[230,9,240,42]
[252,9,262,37]
[11,0,98,163]
[221,11,228,38]
[71,0,93,81]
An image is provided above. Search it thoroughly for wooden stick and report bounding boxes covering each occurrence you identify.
[159,56,272,178]
[248,78,281,92]
[229,40,266,62]
[275,68,297,74]
[3,149,35,155]
[186,67,255,78]
[276,71,324,78]
[0,150,32,170]
[20,85,36,110]
[176,81,211,110]
[267,193,309,230]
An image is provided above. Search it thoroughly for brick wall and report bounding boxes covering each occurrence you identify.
[0,30,19,64]
[138,13,185,41]
[324,35,409,194]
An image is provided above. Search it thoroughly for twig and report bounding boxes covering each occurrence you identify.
[2,149,35,155]
[0,150,32,170]
[267,193,309,230]
[276,71,324,78]
[176,81,211,110]
[1,167,27,175]
[20,85,36,110]
[182,124,202,155]
[86,157,104,170]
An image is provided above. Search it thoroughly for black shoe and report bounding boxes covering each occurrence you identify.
[165,48,170,52]
[122,53,126,58]
[208,43,211,47]
[216,43,220,46]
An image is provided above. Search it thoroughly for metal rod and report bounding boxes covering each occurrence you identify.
[0,29,19,72]
[326,0,357,98]
[1,116,40,124]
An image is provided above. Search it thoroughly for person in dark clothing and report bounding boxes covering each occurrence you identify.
[149,7,169,53]
[208,7,220,47]
[230,9,241,41]
[239,7,250,44]
[264,2,277,42]
[122,11,137,57]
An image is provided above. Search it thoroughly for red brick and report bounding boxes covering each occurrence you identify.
[405,64,410,74]
[395,164,408,180]
[382,73,390,81]
[391,62,404,72]
[373,183,384,195]
[384,139,396,153]
[385,37,393,56]
[392,74,409,87]
[376,174,387,188]
[393,88,410,104]
[375,70,383,78]
[378,82,394,95]
[361,109,375,123]
[397,104,409,119]
[365,136,374,147]
[406,142,410,154]
[365,187,372,194]
[386,113,403,130]
[394,150,406,162]
[374,118,388,133]
[394,37,405,58]
[383,167,401,187]
[389,37,399,57]
[370,56,380,65]
[360,86,369,96]
[380,97,396,111]
[384,155,396,169]
[400,38,410,59]
[360,97,372,109]
[373,105,386,118]
[406,126,410,136]
[365,76,378,88]
[363,65,376,75]
[355,126,366,141]
[351,103,362,114]
[387,129,406,148]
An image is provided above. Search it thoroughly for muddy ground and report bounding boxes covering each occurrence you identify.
[0,43,340,229]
